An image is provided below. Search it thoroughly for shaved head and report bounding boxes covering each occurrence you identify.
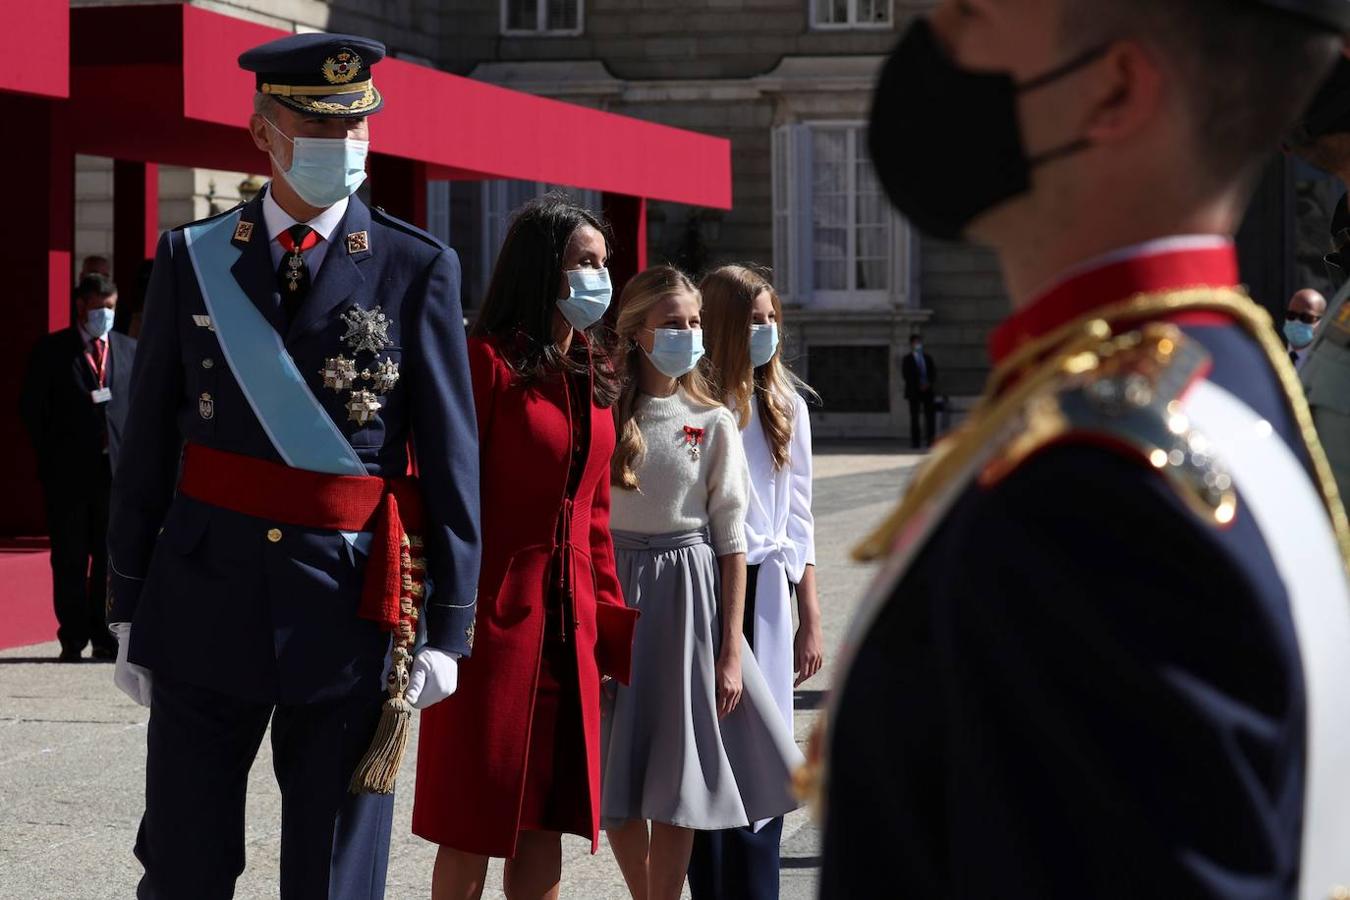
[1290,288,1328,318]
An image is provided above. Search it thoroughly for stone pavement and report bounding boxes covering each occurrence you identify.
[0,448,920,899]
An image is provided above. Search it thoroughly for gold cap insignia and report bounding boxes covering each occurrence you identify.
[232,220,255,243]
[347,231,369,254]
[322,50,363,85]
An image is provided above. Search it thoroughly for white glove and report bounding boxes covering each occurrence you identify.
[403,647,459,709]
[110,622,153,708]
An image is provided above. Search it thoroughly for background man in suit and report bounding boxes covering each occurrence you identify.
[900,333,937,449]
[21,273,137,662]
[1285,288,1326,370]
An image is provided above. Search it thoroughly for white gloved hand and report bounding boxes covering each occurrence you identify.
[110,622,153,708]
[403,647,459,709]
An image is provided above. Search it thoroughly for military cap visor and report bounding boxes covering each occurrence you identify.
[1254,0,1350,29]
[238,33,385,118]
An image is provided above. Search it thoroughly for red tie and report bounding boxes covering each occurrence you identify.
[88,337,107,387]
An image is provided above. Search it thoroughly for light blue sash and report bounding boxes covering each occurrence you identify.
[183,210,366,477]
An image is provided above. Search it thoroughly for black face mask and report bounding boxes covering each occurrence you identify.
[868,19,1107,241]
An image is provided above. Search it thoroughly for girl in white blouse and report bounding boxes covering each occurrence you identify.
[689,264,822,900]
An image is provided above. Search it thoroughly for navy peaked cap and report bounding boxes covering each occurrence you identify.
[238,33,385,118]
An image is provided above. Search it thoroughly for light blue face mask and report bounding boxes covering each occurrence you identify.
[265,118,369,208]
[1285,320,1316,350]
[749,323,779,368]
[84,307,115,339]
[557,267,612,331]
[645,327,705,378]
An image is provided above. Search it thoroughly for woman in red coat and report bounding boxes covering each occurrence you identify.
[413,195,638,899]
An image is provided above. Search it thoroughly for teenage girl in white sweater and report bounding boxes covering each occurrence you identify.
[601,266,800,900]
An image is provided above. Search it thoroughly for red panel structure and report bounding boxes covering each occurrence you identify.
[0,0,68,98]
[0,1,732,555]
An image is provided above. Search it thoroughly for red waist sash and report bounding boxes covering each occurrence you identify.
[178,443,425,632]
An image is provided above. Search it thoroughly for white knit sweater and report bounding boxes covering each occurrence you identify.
[610,388,749,557]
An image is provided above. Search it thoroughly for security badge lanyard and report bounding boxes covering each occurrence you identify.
[86,339,112,406]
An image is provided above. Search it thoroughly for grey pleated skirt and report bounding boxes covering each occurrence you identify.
[600,529,803,831]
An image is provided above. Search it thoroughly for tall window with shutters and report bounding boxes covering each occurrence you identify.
[502,0,584,35]
[772,121,912,309]
[810,0,892,30]
[480,181,603,280]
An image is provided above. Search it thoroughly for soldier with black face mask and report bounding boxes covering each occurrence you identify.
[809,1,1350,897]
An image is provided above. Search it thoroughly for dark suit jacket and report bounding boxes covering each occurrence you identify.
[107,187,481,705]
[20,327,136,497]
[901,350,937,400]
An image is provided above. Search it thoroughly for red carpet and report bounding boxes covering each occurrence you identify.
[0,539,55,650]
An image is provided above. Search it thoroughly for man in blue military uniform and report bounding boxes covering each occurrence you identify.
[106,33,479,899]
[813,1,1350,897]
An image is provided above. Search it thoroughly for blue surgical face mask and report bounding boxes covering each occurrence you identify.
[265,118,368,208]
[557,267,612,331]
[1285,320,1317,350]
[84,307,115,339]
[749,323,779,368]
[644,327,705,378]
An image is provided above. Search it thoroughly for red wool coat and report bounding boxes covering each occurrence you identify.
[411,334,638,858]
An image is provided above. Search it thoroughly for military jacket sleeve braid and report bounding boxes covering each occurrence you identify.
[930,445,1303,896]
[107,232,185,624]
[406,247,481,656]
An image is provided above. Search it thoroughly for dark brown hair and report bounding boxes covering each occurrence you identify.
[471,193,619,407]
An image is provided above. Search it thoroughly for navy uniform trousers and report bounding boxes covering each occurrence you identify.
[136,678,392,900]
[688,564,792,900]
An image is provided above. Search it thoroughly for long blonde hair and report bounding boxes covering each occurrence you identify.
[700,265,815,470]
[611,265,720,491]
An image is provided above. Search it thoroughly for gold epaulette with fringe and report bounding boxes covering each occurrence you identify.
[852,287,1350,567]
[795,286,1350,827]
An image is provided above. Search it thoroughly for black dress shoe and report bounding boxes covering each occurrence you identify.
[90,646,117,662]
[58,648,84,663]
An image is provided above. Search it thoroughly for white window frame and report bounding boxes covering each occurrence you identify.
[808,0,892,31]
[480,181,603,285]
[772,120,913,311]
[501,0,585,37]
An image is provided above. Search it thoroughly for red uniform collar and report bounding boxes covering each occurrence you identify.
[988,238,1240,365]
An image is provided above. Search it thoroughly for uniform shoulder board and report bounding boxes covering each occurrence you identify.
[982,323,1238,527]
[370,205,448,250]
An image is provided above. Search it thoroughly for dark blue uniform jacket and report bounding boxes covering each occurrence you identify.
[108,189,480,705]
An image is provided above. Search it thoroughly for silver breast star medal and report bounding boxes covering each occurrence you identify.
[320,355,358,392]
[347,389,382,426]
[340,305,393,356]
[367,357,400,394]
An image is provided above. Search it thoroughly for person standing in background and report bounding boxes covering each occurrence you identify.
[1289,58,1350,497]
[1285,288,1326,370]
[900,333,937,449]
[413,196,638,900]
[78,255,111,283]
[691,264,822,900]
[20,273,136,662]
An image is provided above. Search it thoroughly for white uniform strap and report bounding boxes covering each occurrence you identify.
[1185,380,1350,898]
